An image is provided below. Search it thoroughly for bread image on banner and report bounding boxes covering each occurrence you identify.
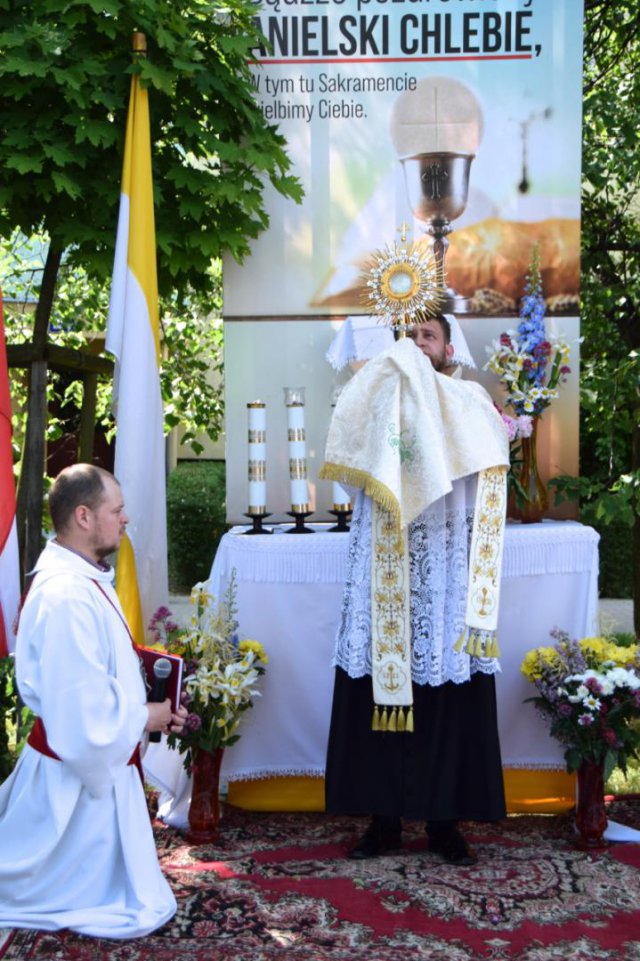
[312,76,580,316]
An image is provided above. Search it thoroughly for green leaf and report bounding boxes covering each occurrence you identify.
[565,748,582,774]
[41,142,76,165]
[603,750,618,782]
[51,171,82,199]
[6,154,44,175]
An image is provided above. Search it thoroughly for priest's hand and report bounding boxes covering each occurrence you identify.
[145,698,173,734]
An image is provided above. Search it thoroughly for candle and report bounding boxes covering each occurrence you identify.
[247,402,267,514]
[330,394,351,510]
[283,387,309,512]
[332,480,351,511]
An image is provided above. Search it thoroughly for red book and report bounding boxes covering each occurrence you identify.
[137,646,184,714]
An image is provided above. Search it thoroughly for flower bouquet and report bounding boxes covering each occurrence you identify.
[148,574,268,775]
[485,246,572,518]
[521,630,640,778]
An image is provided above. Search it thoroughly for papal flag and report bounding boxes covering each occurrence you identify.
[106,37,167,643]
[0,292,20,657]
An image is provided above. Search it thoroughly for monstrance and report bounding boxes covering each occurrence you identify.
[362,225,445,335]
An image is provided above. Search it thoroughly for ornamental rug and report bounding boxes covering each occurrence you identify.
[2,801,640,961]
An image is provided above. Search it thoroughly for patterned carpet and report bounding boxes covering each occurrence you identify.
[2,800,640,960]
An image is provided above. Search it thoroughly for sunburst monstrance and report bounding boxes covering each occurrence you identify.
[362,225,445,331]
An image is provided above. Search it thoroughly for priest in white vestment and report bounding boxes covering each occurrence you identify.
[321,316,510,864]
[0,464,186,939]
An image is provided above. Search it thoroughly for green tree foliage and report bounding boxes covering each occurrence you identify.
[0,0,302,291]
[553,1,640,631]
[0,0,302,574]
[2,230,226,453]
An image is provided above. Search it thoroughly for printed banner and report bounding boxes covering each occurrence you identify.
[224,0,583,318]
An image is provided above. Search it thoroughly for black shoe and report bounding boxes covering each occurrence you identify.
[427,823,477,866]
[347,817,402,860]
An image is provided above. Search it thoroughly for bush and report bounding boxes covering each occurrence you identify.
[0,657,34,781]
[596,520,633,599]
[167,461,227,593]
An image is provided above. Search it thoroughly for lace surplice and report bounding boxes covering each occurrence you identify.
[333,482,500,687]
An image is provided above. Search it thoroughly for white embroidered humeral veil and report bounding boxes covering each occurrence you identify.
[321,338,510,717]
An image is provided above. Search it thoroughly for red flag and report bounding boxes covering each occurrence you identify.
[0,293,20,657]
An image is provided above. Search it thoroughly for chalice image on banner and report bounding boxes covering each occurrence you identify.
[390,77,484,313]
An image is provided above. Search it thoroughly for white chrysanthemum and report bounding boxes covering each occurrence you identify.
[582,694,601,712]
[605,667,640,690]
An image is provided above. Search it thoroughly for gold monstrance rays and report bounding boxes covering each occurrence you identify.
[362,223,445,332]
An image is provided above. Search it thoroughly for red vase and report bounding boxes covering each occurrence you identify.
[575,761,608,850]
[186,746,224,844]
[509,418,548,523]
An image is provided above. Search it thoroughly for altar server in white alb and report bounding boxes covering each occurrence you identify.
[0,464,186,939]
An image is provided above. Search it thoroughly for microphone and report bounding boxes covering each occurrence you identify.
[148,657,173,743]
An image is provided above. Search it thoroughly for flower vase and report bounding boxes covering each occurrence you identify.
[517,417,548,523]
[186,746,224,844]
[575,761,608,850]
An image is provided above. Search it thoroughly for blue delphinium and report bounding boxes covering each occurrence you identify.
[516,245,549,391]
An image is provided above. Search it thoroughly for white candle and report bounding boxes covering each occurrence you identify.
[284,388,309,511]
[330,395,351,510]
[332,481,351,510]
[247,402,267,513]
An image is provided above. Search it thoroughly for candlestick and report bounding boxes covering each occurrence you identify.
[285,509,314,534]
[243,511,273,535]
[327,507,352,533]
[284,387,310,512]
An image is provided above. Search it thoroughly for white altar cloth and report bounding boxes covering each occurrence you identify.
[149,520,599,824]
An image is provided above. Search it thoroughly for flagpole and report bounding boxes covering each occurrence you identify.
[132,31,147,56]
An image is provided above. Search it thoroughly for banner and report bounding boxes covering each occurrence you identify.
[221,1,583,523]
[224,0,583,318]
[106,67,167,642]
[0,293,20,656]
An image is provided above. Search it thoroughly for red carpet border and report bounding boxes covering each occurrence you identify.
[2,800,640,960]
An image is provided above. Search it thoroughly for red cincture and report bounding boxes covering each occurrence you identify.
[28,716,144,785]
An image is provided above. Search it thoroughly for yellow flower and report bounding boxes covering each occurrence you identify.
[579,636,637,668]
[521,646,561,681]
[239,639,269,664]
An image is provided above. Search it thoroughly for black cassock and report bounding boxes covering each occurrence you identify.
[325,667,506,822]
[325,490,506,823]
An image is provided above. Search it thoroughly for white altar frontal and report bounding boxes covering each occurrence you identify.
[151,519,599,823]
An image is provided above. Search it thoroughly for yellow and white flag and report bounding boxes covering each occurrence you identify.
[106,61,167,643]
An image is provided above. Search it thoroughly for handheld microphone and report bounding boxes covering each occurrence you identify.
[149,657,173,743]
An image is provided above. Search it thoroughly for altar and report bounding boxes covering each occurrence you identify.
[200,519,599,814]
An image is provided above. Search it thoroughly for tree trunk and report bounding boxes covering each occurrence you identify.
[15,245,63,583]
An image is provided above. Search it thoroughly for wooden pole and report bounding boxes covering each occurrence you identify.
[78,371,98,464]
[18,359,47,578]
[15,245,62,582]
